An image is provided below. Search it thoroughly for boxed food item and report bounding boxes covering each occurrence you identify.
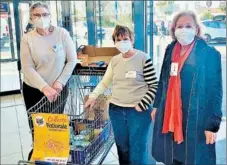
[74,122,88,134]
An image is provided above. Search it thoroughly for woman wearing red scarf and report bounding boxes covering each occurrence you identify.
[151,11,223,165]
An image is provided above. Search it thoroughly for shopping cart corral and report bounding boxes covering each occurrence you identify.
[18,64,114,165]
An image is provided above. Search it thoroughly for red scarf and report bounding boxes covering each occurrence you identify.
[162,41,195,144]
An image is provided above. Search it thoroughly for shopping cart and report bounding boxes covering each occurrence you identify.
[18,64,114,165]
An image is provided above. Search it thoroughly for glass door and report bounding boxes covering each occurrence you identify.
[95,1,133,47]
[0,1,21,94]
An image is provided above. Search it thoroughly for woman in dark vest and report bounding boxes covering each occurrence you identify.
[151,11,223,165]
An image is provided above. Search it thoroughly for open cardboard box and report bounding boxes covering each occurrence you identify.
[77,45,120,66]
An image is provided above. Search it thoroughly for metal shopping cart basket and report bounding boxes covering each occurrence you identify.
[18,64,114,165]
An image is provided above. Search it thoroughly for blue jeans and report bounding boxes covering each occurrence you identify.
[109,103,152,165]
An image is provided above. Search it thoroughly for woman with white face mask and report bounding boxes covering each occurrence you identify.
[20,2,78,160]
[85,25,158,164]
[151,11,223,165]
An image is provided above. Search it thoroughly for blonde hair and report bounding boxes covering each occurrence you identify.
[170,11,202,40]
[112,25,134,43]
[29,2,50,14]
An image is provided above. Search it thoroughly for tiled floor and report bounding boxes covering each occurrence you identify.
[1,94,226,164]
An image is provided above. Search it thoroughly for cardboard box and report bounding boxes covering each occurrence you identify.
[77,45,120,65]
[77,54,89,67]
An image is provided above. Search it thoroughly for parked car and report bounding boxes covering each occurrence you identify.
[213,14,226,22]
[201,20,226,43]
[0,17,10,48]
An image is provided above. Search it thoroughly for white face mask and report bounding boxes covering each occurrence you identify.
[33,17,50,29]
[115,40,132,54]
[175,28,196,45]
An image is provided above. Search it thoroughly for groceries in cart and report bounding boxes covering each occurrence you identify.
[69,124,103,150]
[69,94,108,151]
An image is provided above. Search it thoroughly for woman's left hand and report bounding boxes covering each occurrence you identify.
[135,105,142,112]
[52,81,63,94]
[205,131,217,144]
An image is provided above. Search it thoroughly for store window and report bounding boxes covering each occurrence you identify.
[71,1,88,48]
[150,1,226,75]
[95,1,133,47]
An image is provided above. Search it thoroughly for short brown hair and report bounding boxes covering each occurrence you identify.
[170,11,202,40]
[112,25,134,43]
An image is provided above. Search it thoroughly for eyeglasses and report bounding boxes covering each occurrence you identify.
[31,13,50,19]
[176,24,193,29]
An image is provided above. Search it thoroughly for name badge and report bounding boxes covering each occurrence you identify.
[170,62,178,76]
[125,71,137,79]
[52,43,63,52]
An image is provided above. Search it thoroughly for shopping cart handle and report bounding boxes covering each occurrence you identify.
[35,161,53,165]
[77,45,85,53]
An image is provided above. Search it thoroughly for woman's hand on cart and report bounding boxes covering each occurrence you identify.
[52,81,63,93]
[42,85,60,102]
[84,97,96,111]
